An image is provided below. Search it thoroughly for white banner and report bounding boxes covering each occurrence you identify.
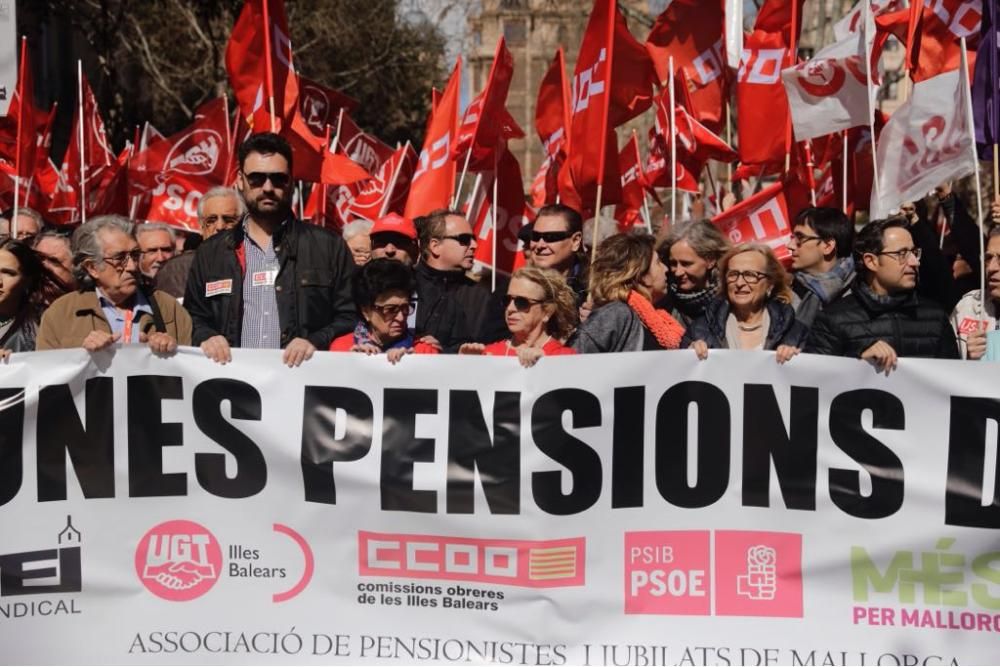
[1,347,999,664]
[0,0,16,117]
[871,68,976,218]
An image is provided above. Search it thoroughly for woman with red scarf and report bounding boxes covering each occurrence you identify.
[570,233,685,352]
[329,259,439,363]
[459,266,578,367]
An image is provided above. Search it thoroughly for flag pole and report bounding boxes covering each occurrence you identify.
[222,94,234,181]
[77,60,87,225]
[261,0,278,132]
[491,153,499,293]
[589,0,616,277]
[633,129,653,232]
[12,37,27,238]
[331,108,345,154]
[453,149,473,209]
[320,124,331,222]
[842,131,849,212]
[379,141,411,218]
[960,39,987,314]
[590,185,604,276]
[865,1,881,207]
[297,181,305,220]
[669,56,678,227]
[726,102,733,186]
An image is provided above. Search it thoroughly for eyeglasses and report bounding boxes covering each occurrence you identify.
[877,247,922,263]
[790,233,822,245]
[530,230,573,244]
[725,269,769,284]
[985,252,1000,266]
[441,233,475,246]
[244,171,290,189]
[503,294,544,311]
[371,302,412,319]
[203,214,241,227]
[101,249,142,271]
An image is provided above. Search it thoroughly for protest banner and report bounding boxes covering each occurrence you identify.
[0,348,998,664]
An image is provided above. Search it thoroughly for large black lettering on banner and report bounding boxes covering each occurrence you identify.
[128,376,186,497]
[192,379,267,498]
[531,389,602,515]
[0,387,25,507]
[300,386,374,505]
[946,397,1000,528]
[446,391,520,514]
[38,378,114,502]
[381,388,438,513]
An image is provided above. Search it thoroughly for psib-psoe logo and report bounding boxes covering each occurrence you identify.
[625,530,803,617]
[135,520,222,602]
[359,531,585,588]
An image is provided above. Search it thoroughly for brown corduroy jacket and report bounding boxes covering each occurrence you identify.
[35,289,193,351]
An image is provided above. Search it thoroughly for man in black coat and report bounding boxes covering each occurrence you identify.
[806,218,959,372]
[184,133,355,366]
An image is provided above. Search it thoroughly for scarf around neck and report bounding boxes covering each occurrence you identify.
[627,291,686,349]
[352,321,414,351]
[796,256,856,305]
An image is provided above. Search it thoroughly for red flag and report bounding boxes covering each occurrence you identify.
[329,143,418,227]
[405,59,461,219]
[614,134,646,231]
[129,98,235,232]
[452,37,525,171]
[320,152,369,186]
[467,148,533,275]
[225,0,299,132]
[10,38,37,183]
[711,181,793,265]
[48,70,115,224]
[561,0,657,215]
[736,0,806,166]
[874,1,980,82]
[335,113,396,175]
[645,0,728,132]
[644,127,700,192]
[298,76,359,137]
[531,48,572,208]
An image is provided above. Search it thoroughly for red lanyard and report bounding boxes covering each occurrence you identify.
[123,310,134,343]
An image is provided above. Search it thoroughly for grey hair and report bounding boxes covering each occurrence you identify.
[197,186,245,219]
[71,215,135,288]
[342,219,374,241]
[15,207,45,230]
[135,221,177,243]
[658,219,731,263]
[31,229,72,253]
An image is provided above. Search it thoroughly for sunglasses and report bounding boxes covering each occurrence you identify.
[441,233,475,246]
[371,302,413,319]
[530,230,573,244]
[503,294,544,311]
[244,171,290,188]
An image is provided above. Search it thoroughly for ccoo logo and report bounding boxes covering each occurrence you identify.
[165,129,222,176]
[135,520,222,602]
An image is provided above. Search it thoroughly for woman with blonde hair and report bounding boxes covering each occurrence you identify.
[571,233,685,353]
[683,242,809,362]
[460,266,578,367]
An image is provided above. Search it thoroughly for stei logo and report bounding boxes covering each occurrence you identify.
[135,520,222,602]
[0,515,82,597]
[625,530,802,618]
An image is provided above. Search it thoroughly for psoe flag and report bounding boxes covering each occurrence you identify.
[871,67,975,218]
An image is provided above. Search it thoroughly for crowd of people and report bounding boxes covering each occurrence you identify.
[2,132,1000,373]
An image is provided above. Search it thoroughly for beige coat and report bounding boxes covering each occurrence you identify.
[36,289,193,350]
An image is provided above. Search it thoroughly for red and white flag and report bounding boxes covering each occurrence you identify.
[646,0,728,132]
[614,134,646,231]
[531,48,571,208]
[781,7,875,142]
[560,0,656,214]
[835,0,903,40]
[335,113,396,176]
[297,76,359,137]
[452,37,524,172]
[871,66,975,218]
[711,181,793,264]
[874,0,980,83]
[225,0,299,131]
[405,59,461,219]
[467,148,533,276]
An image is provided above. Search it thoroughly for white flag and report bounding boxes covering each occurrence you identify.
[870,68,975,218]
[781,13,875,142]
[0,1,15,117]
[724,0,744,69]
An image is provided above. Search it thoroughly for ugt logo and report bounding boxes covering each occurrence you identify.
[134,520,222,602]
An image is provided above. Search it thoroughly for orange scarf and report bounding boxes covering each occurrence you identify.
[626,291,685,349]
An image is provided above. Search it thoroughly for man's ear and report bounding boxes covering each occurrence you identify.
[570,231,582,253]
[820,238,838,260]
[862,252,879,274]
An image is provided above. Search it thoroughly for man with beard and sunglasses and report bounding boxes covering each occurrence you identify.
[184,133,355,367]
[413,209,507,351]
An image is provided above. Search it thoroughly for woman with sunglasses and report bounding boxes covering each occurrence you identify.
[330,258,440,363]
[0,239,44,360]
[459,267,578,367]
[571,233,685,353]
[683,243,809,362]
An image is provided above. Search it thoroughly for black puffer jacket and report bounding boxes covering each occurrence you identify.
[184,218,356,349]
[805,283,959,359]
[414,263,507,350]
[681,298,810,351]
